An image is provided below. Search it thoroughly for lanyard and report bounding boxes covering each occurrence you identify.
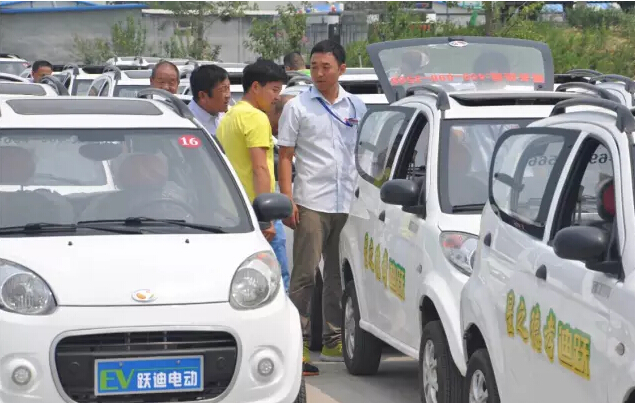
[317,97,357,128]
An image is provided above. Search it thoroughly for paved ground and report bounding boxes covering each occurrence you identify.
[305,348,420,403]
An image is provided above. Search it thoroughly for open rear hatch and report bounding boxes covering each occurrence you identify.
[366,36,555,102]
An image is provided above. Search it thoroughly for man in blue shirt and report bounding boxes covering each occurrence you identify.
[188,65,231,136]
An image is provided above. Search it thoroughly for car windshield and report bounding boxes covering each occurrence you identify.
[113,85,149,98]
[0,61,28,76]
[0,129,251,233]
[438,118,534,213]
[73,79,93,95]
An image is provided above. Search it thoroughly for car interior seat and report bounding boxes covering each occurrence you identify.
[595,177,619,260]
[79,153,187,221]
[0,146,75,227]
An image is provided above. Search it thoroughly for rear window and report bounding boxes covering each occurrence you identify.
[370,38,553,97]
[0,61,28,76]
[114,85,149,98]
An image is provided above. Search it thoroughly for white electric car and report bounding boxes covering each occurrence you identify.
[0,89,304,403]
[461,96,635,403]
[336,36,606,403]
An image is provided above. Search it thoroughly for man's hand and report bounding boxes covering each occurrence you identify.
[283,200,299,229]
[262,221,276,242]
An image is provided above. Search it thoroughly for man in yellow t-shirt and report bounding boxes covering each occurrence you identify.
[216,58,289,287]
[217,99,276,202]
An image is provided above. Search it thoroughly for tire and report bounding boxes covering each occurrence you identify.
[293,377,307,403]
[419,321,463,403]
[342,280,383,375]
[308,269,323,352]
[465,348,500,403]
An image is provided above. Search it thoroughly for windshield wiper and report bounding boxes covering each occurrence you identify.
[0,222,78,234]
[451,203,485,213]
[0,222,143,235]
[77,217,228,234]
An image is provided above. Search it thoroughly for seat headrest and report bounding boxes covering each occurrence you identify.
[0,146,35,184]
[597,177,615,221]
[116,153,168,190]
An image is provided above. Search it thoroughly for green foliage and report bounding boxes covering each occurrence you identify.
[71,35,112,64]
[71,15,147,64]
[110,15,147,56]
[244,2,309,60]
[565,6,628,28]
[347,3,635,77]
[151,1,252,60]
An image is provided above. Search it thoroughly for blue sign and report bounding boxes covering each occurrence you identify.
[95,356,204,396]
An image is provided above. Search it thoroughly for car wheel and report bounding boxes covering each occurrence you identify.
[420,321,463,403]
[308,269,323,352]
[293,377,307,403]
[465,348,500,403]
[342,280,382,375]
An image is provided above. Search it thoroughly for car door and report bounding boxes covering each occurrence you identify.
[99,78,112,97]
[530,129,617,403]
[353,106,418,330]
[484,127,580,402]
[380,113,431,349]
[87,78,105,97]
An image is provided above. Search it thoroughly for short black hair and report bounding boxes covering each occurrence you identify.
[242,59,287,93]
[151,60,179,80]
[283,52,305,70]
[310,40,346,65]
[32,60,52,72]
[189,64,229,101]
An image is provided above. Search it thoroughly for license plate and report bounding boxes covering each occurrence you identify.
[94,356,204,396]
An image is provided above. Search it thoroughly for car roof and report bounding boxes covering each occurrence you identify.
[0,82,58,97]
[0,96,198,129]
[432,91,589,119]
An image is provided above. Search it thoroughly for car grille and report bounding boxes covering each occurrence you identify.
[54,331,238,403]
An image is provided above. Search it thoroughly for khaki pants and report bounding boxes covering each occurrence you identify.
[289,205,348,349]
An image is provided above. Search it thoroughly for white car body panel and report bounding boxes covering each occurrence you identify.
[339,90,586,376]
[0,95,303,403]
[461,105,635,403]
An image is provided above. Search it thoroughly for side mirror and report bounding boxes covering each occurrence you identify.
[252,193,292,222]
[380,179,419,207]
[553,226,608,262]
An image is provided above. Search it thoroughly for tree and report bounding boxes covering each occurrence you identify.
[71,35,112,64]
[244,2,309,60]
[151,1,252,59]
[110,15,148,56]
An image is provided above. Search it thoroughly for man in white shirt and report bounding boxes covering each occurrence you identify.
[188,65,231,136]
[278,40,367,373]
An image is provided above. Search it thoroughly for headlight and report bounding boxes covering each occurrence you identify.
[440,232,478,276]
[0,259,56,315]
[229,251,281,310]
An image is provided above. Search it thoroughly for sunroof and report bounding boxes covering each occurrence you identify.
[6,98,164,115]
[0,82,46,96]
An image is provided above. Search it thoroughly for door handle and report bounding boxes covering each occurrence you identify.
[535,265,547,281]
[379,211,386,222]
[354,187,359,198]
[483,233,492,247]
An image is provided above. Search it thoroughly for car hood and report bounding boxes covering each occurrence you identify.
[0,232,270,306]
[437,213,481,237]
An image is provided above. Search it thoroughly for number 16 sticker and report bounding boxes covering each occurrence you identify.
[179,135,201,148]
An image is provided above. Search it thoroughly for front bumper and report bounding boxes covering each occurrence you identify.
[0,293,302,403]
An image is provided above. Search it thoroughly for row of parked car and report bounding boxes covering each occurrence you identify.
[321,36,635,403]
